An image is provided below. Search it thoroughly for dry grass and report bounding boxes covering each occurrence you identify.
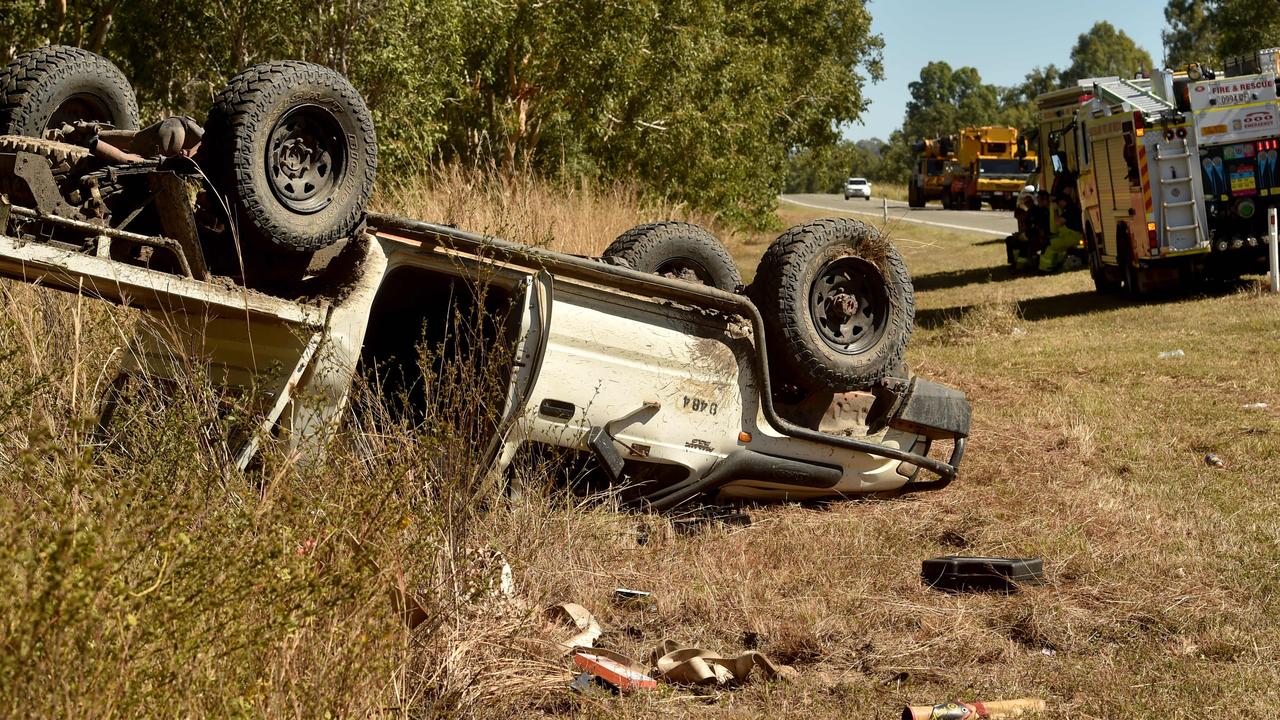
[874,182,909,202]
[373,164,724,256]
[2,168,1279,717]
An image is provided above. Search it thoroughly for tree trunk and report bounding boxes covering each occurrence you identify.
[86,3,119,53]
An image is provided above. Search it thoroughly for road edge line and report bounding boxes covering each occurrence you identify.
[778,197,1009,237]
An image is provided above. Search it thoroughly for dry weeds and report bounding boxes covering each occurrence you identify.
[372,163,723,256]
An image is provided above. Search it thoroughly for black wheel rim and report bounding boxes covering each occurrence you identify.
[266,104,347,214]
[655,257,713,285]
[809,255,889,355]
[47,93,112,131]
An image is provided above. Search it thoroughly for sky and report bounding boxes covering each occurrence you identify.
[849,0,1169,141]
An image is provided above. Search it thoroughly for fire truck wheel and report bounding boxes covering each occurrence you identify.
[1117,238,1149,297]
[603,221,742,291]
[201,61,378,256]
[1087,229,1121,293]
[0,46,139,136]
[752,217,913,392]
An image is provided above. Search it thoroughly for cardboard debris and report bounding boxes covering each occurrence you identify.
[648,640,796,687]
[548,602,602,652]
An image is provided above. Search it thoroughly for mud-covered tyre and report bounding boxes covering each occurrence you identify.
[201,61,377,255]
[0,46,139,137]
[752,217,914,392]
[603,221,742,291]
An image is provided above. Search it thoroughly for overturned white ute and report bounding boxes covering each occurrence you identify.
[0,47,968,508]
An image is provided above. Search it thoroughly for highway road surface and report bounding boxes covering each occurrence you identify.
[780,193,1017,237]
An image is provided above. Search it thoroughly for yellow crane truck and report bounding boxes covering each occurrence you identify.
[907,137,955,208]
[942,126,1037,210]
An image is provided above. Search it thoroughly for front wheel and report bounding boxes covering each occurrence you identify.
[602,221,741,291]
[751,218,914,392]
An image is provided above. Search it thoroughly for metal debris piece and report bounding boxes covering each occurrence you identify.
[612,587,652,605]
[568,670,620,695]
[572,649,657,692]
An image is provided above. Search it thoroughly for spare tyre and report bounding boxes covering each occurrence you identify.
[0,45,140,136]
[602,221,741,291]
[200,61,377,255]
[751,217,913,392]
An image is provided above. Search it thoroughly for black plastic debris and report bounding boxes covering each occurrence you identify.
[921,556,1045,593]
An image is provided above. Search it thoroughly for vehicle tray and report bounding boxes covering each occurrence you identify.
[921,555,1045,592]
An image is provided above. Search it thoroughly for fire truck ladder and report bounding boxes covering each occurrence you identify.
[1150,136,1207,252]
[1092,78,1173,115]
[1087,78,1206,253]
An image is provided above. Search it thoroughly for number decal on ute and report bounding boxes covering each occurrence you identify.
[681,396,718,415]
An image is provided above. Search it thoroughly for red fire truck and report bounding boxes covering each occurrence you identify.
[1036,50,1280,295]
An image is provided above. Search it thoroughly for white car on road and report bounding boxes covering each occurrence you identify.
[844,177,872,200]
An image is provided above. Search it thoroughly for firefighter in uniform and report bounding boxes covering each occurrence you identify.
[1039,188,1083,272]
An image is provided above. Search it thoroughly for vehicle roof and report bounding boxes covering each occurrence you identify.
[847,177,869,183]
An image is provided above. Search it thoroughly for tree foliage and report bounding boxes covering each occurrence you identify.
[1062,21,1154,84]
[1209,0,1280,59]
[871,62,1034,183]
[784,138,886,193]
[0,0,884,226]
[903,62,999,141]
[1162,0,1218,67]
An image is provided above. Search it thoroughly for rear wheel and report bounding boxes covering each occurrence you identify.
[200,61,378,259]
[1117,237,1146,298]
[0,46,139,136]
[602,221,741,291]
[751,218,913,392]
[1086,227,1120,293]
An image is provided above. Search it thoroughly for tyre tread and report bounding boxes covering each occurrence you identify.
[203,61,377,253]
[603,221,742,290]
[753,217,914,391]
[0,45,139,135]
